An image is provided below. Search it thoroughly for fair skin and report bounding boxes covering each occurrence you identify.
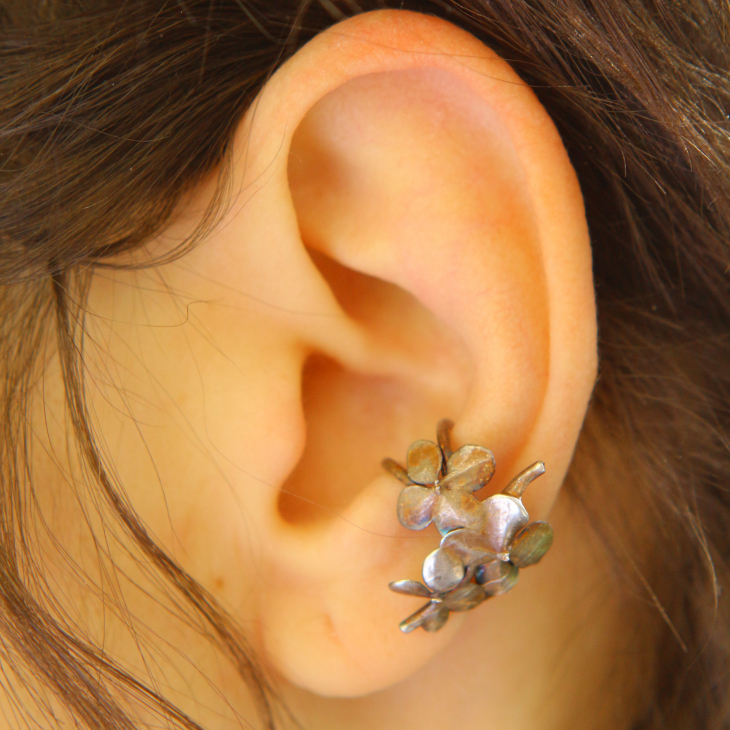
[29,10,638,730]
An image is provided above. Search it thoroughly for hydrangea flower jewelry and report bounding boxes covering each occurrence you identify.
[383,419,554,633]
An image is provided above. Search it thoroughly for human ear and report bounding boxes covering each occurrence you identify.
[87,8,596,700]
[239,10,595,696]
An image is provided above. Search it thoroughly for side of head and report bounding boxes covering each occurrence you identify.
[0,2,729,729]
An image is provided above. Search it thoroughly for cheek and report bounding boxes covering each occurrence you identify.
[81,268,308,608]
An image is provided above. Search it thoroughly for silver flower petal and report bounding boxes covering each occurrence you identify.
[433,489,486,535]
[397,486,436,530]
[399,601,438,633]
[440,527,498,566]
[422,604,450,632]
[476,560,519,595]
[422,546,465,593]
[480,494,529,553]
[443,583,488,612]
[509,521,554,568]
[406,439,443,484]
[389,580,432,598]
[440,444,496,492]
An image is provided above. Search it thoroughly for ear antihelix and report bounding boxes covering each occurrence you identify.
[386,419,553,633]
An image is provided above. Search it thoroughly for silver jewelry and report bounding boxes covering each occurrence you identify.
[383,419,553,633]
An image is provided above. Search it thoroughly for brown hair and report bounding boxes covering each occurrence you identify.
[1,0,729,727]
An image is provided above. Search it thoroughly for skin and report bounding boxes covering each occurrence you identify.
[28,10,640,730]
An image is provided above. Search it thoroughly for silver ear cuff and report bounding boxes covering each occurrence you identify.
[383,419,553,633]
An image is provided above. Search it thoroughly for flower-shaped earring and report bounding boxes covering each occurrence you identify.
[382,420,496,535]
[388,578,488,633]
[384,420,553,633]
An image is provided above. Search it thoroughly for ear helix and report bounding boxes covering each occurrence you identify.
[384,419,553,633]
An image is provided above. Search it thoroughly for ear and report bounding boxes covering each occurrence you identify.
[237,11,595,695]
[93,9,596,699]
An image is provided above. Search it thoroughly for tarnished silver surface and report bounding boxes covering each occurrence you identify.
[406,440,442,484]
[502,461,546,498]
[436,419,454,460]
[397,485,437,530]
[443,583,488,612]
[440,444,496,492]
[480,494,529,553]
[382,457,413,486]
[389,580,432,598]
[399,601,442,633]
[510,521,554,568]
[386,419,554,633]
[422,605,450,632]
[422,546,465,593]
[476,560,519,595]
[440,527,498,565]
[434,489,485,535]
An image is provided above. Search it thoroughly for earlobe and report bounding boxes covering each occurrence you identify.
[184,9,596,697]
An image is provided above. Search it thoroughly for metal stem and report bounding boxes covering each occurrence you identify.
[436,418,454,461]
[501,461,545,498]
[381,458,413,486]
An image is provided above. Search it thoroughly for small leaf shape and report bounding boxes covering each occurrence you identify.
[440,445,496,492]
[389,580,432,598]
[397,486,436,530]
[443,583,488,612]
[509,521,554,568]
[422,604,450,632]
[422,546,465,593]
[406,440,443,484]
[399,602,439,633]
